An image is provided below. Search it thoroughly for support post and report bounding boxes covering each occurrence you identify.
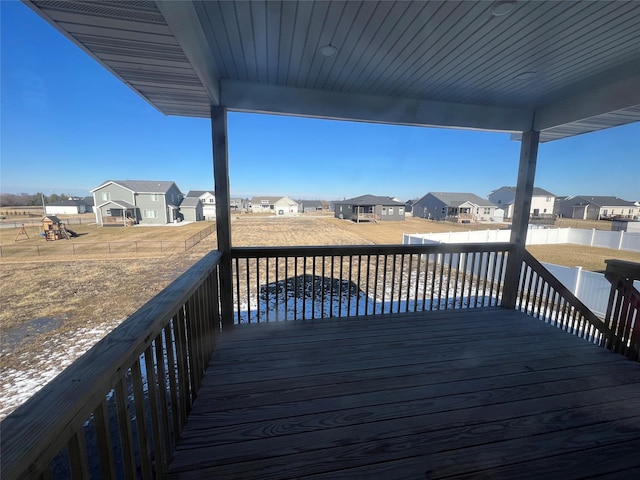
[211,106,234,329]
[502,130,540,309]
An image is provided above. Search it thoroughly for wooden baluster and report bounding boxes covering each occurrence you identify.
[155,329,173,456]
[93,398,116,480]
[164,323,181,439]
[144,345,166,477]
[130,358,152,480]
[67,428,90,479]
[115,377,136,478]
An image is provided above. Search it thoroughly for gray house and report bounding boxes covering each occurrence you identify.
[179,197,204,222]
[334,195,405,222]
[185,190,216,219]
[555,195,639,220]
[413,192,498,222]
[91,180,183,225]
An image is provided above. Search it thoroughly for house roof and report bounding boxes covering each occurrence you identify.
[336,195,405,206]
[423,192,496,208]
[91,180,179,194]
[561,196,636,207]
[42,215,61,223]
[24,1,640,142]
[82,196,94,206]
[179,197,201,208]
[185,190,214,197]
[495,186,556,197]
[251,196,282,204]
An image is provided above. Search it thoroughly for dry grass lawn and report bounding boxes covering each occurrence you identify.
[1,214,637,419]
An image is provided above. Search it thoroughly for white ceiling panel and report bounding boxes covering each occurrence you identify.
[25,0,640,140]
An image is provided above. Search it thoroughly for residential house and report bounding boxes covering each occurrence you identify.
[413,192,499,222]
[82,196,94,214]
[250,196,299,215]
[334,194,405,222]
[45,199,88,215]
[230,198,247,212]
[186,190,216,220]
[179,197,204,222]
[489,186,556,219]
[91,180,183,226]
[299,200,328,213]
[555,196,639,220]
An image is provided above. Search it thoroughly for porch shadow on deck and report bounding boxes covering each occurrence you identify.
[167,308,640,479]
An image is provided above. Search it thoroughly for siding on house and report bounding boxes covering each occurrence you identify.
[555,196,639,220]
[412,192,497,221]
[179,197,203,222]
[45,200,87,215]
[334,194,405,222]
[91,180,183,225]
[250,196,299,214]
[186,191,216,219]
[488,186,555,218]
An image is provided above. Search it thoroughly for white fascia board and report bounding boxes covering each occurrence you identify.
[157,0,220,105]
[535,72,640,131]
[221,80,533,133]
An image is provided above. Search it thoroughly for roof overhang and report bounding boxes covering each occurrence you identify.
[24,0,640,142]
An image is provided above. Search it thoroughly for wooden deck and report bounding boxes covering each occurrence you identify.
[167,308,640,479]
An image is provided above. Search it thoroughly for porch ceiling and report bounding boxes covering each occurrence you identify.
[25,0,640,141]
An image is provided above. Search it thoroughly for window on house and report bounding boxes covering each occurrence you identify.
[102,192,110,201]
[144,210,158,218]
[150,194,158,201]
[382,207,387,215]
[388,208,394,215]
[543,209,547,213]
[399,207,404,214]
[340,206,343,212]
[484,208,491,214]
[209,198,214,203]
[546,197,552,201]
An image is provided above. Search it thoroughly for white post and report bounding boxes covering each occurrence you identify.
[574,266,583,298]
[618,230,624,250]
[590,228,596,247]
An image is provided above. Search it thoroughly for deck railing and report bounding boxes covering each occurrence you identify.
[2,244,635,479]
[604,259,640,360]
[516,249,613,348]
[0,251,222,480]
[231,243,512,324]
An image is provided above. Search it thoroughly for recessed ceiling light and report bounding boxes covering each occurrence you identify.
[491,1,516,16]
[515,71,537,81]
[319,45,337,57]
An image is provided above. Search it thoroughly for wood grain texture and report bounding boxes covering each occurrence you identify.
[166,308,640,479]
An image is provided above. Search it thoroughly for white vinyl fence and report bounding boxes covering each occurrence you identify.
[403,228,640,252]
[403,228,640,318]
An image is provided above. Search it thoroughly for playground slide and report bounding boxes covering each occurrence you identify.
[65,228,78,237]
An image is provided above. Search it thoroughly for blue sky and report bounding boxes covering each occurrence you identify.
[1,1,638,201]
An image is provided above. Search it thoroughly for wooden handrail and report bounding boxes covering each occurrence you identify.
[232,242,514,258]
[1,250,223,479]
[518,249,613,343]
[604,259,640,360]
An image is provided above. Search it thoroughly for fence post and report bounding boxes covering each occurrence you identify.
[574,266,583,298]
[618,231,624,250]
[108,243,111,254]
[184,241,187,251]
[160,241,163,252]
[37,245,40,256]
[590,228,596,247]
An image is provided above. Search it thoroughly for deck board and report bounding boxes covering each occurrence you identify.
[167,308,640,479]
